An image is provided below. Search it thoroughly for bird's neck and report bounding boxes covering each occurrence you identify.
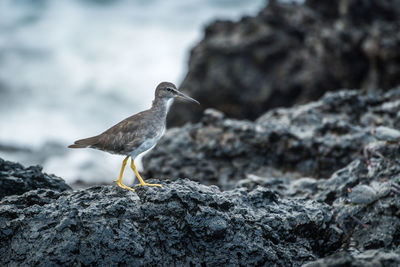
[151,97,174,118]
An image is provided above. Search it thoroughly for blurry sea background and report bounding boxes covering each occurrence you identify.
[0,0,267,187]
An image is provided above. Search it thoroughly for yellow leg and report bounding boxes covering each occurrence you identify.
[114,156,135,192]
[130,159,162,187]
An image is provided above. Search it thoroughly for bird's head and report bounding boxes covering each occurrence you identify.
[155,82,199,105]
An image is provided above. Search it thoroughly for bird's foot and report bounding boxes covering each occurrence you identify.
[139,182,162,188]
[114,179,135,192]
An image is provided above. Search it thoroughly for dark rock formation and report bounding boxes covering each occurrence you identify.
[1,138,398,266]
[146,87,400,190]
[1,85,400,265]
[304,249,400,267]
[145,83,400,261]
[168,0,400,126]
[0,179,340,266]
[0,158,71,199]
[241,144,400,254]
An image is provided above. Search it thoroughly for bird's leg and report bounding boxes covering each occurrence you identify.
[114,156,135,192]
[130,159,162,187]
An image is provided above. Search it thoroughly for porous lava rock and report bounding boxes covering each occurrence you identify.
[0,158,71,199]
[0,179,340,266]
[146,87,400,190]
[168,0,400,126]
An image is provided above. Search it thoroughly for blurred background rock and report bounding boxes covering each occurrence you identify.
[168,0,400,126]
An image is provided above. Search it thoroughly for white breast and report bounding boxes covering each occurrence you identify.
[129,125,166,159]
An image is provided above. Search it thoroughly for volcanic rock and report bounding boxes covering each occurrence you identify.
[146,87,400,190]
[303,249,400,267]
[0,179,340,266]
[0,158,71,199]
[168,0,400,126]
[236,131,400,257]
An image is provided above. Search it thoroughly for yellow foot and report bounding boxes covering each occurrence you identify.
[114,180,135,192]
[139,182,162,188]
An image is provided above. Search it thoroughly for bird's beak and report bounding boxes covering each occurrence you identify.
[176,91,200,105]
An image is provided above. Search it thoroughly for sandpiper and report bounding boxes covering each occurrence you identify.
[68,82,199,191]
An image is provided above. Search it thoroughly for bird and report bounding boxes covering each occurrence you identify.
[68,82,199,191]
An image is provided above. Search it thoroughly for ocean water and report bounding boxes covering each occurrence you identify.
[0,0,265,185]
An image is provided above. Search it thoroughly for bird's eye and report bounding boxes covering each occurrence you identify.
[166,88,172,92]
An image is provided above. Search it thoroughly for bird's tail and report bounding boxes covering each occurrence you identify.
[68,136,99,149]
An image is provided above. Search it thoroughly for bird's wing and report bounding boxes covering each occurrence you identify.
[93,110,157,154]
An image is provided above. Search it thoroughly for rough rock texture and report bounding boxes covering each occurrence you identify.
[0,158,71,199]
[0,179,340,266]
[303,249,400,267]
[241,144,400,254]
[146,85,400,264]
[225,112,400,266]
[1,87,400,265]
[168,0,400,126]
[146,87,400,190]
[1,142,398,266]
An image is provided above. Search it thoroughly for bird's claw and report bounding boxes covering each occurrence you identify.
[114,180,136,192]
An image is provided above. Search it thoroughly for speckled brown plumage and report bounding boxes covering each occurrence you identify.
[69,107,165,155]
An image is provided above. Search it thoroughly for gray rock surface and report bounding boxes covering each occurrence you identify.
[1,147,398,266]
[0,179,340,266]
[303,249,400,267]
[0,158,71,199]
[147,85,400,264]
[168,0,400,126]
[1,85,399,265]
[235,130,400,258]
[317,158,400,255]
[146,87,400,190]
